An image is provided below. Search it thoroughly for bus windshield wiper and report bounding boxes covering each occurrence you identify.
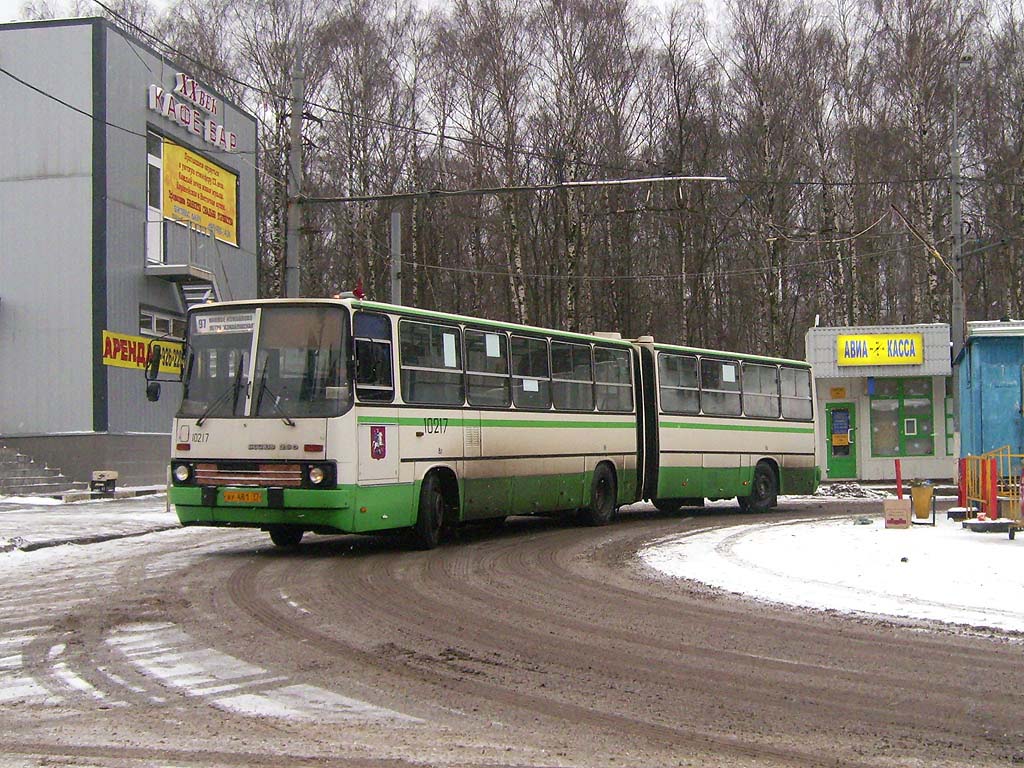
[254,359,296,427]
[196,356,246,426]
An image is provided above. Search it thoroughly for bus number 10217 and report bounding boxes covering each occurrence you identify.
[423,417,449,434]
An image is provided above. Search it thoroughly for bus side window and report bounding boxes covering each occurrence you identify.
[742,362,780,418]
[511,335,551,409]
[551,341,594,411]
[594,347,632,412]
[700,357,741,416]
[658,353,699,414]
[466,329,511,407]
[399,320,464,405]
[781,366,813,420]
[354,312,394,402]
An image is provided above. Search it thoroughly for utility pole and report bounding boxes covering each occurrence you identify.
[950,54,971,434]
[284,45,304,298]
[950,55,970,364]
[390,210,402,305]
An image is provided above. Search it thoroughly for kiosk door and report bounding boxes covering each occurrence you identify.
[826,402,857,479]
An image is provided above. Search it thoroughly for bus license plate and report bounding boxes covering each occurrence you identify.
[223,490,263,504]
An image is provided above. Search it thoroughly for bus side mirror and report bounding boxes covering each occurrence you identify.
[146,381,161,402]
[145,344,162,381]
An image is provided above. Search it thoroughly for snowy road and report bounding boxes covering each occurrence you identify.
[0,496,1021,766]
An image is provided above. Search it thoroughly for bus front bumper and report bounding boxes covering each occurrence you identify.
[169,485,353,531]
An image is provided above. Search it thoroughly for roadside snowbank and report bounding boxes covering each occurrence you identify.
[642,505,1024,634]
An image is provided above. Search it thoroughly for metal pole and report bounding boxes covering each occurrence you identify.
[951,57,967,364]
[390,209,402,305]
[284,44,304,298]
[950,54,971,432]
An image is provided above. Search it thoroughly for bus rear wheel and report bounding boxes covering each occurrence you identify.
[412,474,445,549]
[268,526,303,548]
[739,462,778,513]
[581,464,617,526]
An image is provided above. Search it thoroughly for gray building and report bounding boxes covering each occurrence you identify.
[0,17,258,485]
[806,324,956,483]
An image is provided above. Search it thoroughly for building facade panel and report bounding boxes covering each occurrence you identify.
[0,18,258,484]
[0,21,96,435]
[0,22,94,179]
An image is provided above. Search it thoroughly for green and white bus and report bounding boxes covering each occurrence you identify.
[146,298,818,548]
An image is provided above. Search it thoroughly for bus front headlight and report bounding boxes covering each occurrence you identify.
[308,466,325,485]
[173,464,192,483]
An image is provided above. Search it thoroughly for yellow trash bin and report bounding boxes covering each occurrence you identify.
[910,484,933,520]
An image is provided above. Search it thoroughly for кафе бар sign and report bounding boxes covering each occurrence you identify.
[148,73,238,153]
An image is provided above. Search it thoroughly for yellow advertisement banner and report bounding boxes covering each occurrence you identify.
[102,331,183,375]
[162,140,238,246]
[837,333,924,366]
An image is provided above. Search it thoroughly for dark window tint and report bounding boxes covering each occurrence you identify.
[354,312,393,402]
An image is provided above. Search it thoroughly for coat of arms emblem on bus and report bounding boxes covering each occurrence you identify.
[370,426,386,460]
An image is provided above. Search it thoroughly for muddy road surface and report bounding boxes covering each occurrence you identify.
[1,499,1020,767]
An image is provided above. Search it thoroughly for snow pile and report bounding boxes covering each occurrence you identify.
[814,482,890,499]
[0,495,63,506]
[642,513,1024,633]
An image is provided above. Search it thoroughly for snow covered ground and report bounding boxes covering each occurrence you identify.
[642,497,1024,635]
[4,490,1022,636]
[0,491,176,551]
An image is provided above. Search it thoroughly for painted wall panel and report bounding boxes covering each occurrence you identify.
[0,22,94,434]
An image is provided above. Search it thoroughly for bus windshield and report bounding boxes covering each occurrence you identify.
[179,305,350,420]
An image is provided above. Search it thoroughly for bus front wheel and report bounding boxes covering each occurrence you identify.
[739,462,778,513]
[412,474,445,549]
[581,464,617,526]
[268,526,303,548]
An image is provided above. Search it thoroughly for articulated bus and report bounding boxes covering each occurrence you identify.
[146,298,818,548]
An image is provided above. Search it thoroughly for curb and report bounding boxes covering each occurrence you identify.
[56,487,166,503]
[10,524,182,553]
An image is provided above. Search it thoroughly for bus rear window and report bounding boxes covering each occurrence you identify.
[781,367,813,420]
